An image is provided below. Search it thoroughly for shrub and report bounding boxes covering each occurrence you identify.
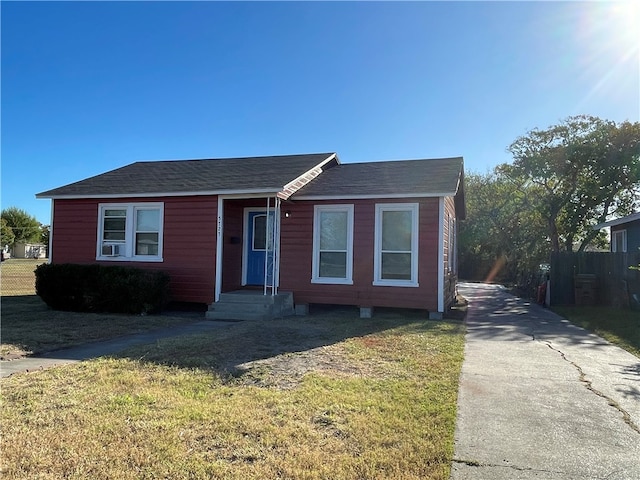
[35,263,170,314]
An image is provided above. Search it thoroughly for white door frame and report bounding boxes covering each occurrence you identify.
[215,193,278,303]
[241,207,272,286]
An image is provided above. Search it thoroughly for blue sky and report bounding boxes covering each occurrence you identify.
[2,1,638,224]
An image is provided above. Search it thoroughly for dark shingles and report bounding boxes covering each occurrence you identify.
[36,153,336,198]
[292,157,464,198]
[36,154,464,202]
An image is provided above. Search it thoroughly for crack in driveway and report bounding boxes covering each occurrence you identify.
[526,315,639,435]
[541,340,640,435]
[454,284,640,479]
[452,457,567,475]
[453,458,628,479]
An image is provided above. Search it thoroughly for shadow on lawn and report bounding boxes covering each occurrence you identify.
[1,296,55,358]
[1,295,49,314]
[0,295,199,360]
[112,304,463,381]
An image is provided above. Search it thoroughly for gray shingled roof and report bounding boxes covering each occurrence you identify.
[292,157,464,199]
[36,153,337,198]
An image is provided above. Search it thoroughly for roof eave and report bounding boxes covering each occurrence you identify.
[36,187,283,200]
[292,191,458,201]
[592,212,640,230]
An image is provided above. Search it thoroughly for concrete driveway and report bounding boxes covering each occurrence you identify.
[451,283,640,480]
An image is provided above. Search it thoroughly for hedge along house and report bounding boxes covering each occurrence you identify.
[36,153,465,319]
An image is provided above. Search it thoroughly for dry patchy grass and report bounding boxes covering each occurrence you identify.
[1,308,465,479]
[0,296,198,359]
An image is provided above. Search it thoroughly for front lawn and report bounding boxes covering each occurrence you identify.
[0,308,465,480]
[0,296,197,359]
[552,306,640,357]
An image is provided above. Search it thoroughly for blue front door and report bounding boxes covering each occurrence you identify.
[245,210,274,285]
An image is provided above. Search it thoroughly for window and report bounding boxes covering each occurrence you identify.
[253,214,267,251]
[97,203,164,261]
[612,229,627,253]
[374,203,419,287]
[102,209,126,255]
[312,205,354,284]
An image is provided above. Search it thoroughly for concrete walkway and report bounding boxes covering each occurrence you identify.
[0,319,231,378]
[451,283,640,480]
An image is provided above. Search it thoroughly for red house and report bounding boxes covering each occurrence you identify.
[36,153,465,319]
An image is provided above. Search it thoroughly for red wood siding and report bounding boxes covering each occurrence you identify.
[220,201,243,292]
[51,196,218,304]
[443,196,457,308]
[51,199,99,263]
[51,194,456,311]
[279,198,441,311]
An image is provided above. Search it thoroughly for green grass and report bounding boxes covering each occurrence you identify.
[0,308,465,480]
[552,306,640,357]
[0,296,197,359]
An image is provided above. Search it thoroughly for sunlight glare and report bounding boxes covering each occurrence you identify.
[581,1,639,65]
[573,1,639,110]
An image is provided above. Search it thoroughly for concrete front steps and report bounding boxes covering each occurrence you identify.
[206,290,295,321]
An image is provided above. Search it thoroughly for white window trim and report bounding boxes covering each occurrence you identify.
[311,204,354,285]
[373,203,419,287]
[611,229,627,253]
[96,202,164,262]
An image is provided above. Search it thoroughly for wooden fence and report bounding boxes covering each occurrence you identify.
[549,252,640,307]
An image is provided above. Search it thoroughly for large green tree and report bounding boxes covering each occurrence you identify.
[0,207,42,246]
[459,172,549,287]
[1,218,15,249]
[459,115,638,291]
[501,115,640,252]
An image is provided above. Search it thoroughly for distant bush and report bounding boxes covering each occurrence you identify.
[35,263,170,314]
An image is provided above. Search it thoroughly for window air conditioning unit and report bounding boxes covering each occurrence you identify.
[102,244,121,256]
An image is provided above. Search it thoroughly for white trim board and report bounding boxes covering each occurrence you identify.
[437,197,444,313]
[293,191,457,201]
[37,188,283,200]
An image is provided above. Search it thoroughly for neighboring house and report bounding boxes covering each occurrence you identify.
[593,212,640,253]
[36,153,465,319]
[12,242,47,259]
